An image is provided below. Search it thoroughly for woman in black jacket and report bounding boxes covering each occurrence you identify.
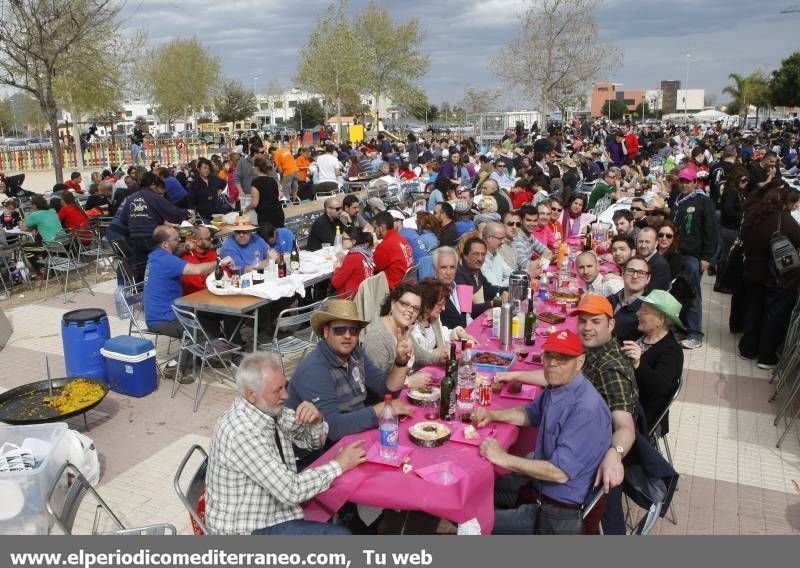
[715,166,748,291]
[621,290,685,434]
[654,220,683,278]
[739,185,800,368]
[187,157,226,221]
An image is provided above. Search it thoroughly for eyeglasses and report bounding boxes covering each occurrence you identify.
[167,236,181,242]
[505,221,521,227]
[624,268,650,278]
[487,234,504,240]
[396,298,421,314]
[551,207,563,212]
[657,232,674,239]
[330,325,360,337]
[328,206,342,211]
[542,352,575,365]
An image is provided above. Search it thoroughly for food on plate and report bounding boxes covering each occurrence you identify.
[408,421,451,447]
[552,291,580,304]
[473,351,514,367]
[508,381,522,394]
[407,387,441,406]
[463,425,480,440]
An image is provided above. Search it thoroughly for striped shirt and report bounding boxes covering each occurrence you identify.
[205,397,341,535]
[512,231,549,270]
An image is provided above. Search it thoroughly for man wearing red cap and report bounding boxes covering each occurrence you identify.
[473,330,612,534]
[571,294,638,534]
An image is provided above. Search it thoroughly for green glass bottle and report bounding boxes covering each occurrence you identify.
[524,291,537,346]
[440,342,458,421]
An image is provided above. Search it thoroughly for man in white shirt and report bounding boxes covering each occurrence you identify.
[314,142,342,194]
[489,159,515,190]
[575,251,623,297]
[481,222,515,289]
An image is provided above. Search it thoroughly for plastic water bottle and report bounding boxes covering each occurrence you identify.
[114,285,129,320]
[456,341,476,423]
[379,394,399,461]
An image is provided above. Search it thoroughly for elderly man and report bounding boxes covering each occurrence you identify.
[481,178,511,217]
[481,222,515,289]
[636,226,671,292]
[512,205,551,270]
[673,168,717,349]
[608,256,650,342]
[433,246,470,330]
[455,237,500,318]
[575,251,623,297]
[373,211,413,290]
[490,159,515,190]
[206,353,365,535]
[570,294,638,535]
[219,217,272,272]
[474,330,612,535]
[287,300,414,449]
[180,226,217,295]
[307,195,346,251]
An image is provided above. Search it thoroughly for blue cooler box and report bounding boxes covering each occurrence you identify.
[100,336,158,397]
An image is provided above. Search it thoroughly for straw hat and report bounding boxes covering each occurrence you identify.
[231,216,258,231]
[310,300,369,335]
[562,158,578,169]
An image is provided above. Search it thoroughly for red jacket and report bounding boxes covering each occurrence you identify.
[57,204,90,235]
[625,132,639,159]
[331,249,374,299]
[373,229,413,290]
[180,248,217,295]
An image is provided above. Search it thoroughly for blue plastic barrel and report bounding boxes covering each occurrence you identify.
[61,309,111,381]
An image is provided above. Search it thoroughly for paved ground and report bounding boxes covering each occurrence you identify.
[0,274,798,535]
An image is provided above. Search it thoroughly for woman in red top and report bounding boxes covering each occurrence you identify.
[57,190,91,242]
[330,227,374,299]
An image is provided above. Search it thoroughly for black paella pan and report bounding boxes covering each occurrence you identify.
[0,377,109,425]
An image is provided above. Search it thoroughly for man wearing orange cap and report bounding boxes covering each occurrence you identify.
[474,330,612,534]
[570,294,638,534]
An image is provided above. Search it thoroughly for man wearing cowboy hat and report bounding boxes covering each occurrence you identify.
[287,300,414,454]
[219,216,273,273]
[473,329,611,534]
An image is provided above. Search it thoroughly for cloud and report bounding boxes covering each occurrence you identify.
[118,0,797,107]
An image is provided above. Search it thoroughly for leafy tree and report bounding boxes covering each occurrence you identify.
[214,81,257,123]
[722,71,769,121]
[293,99,325,129]
[491,0,620,122]
[0,0,139,182]
[603,99,628,120]
[634,101,655,120]
[137,38,221,127]
[295,1,364,137]
[355,1,430,126]
[769,52,800,108]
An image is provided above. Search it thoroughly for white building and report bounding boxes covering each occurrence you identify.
[645,89,705,113]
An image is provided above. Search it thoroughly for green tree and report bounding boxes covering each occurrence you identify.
[0,0,139,182]
[295,1,364,138]
[770,53,800,108]
[137,38,221,127]
[293,99,326,129]
[634,100,655,120]
[214,81,257,123]
[355,1,430,127]
[603,99,627,120]
[722,71,769,122]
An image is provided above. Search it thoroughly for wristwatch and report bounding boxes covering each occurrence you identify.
[613,445,625,457]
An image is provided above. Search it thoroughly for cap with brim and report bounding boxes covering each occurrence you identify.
[677,168,696,181]
[569,294,614,318]
[310,299,369,335]
[639,290,685,330]
[388,210,405,221]
[367,197,386,211]
[541,329,584,356]
[562,158,577,169]
[231,216,258,231]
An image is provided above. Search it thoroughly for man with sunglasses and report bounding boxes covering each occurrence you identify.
[630,197,649,230]
[287,300,414,453]
[307,195,346,251]
[490,159,515,190]
[474,330,612,535]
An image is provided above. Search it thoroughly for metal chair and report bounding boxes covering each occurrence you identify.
[647,370,684,525]
[173,444,209,535]
[111,240,141,289]
[46,462,176,535]
[401,263,419,284]
[72,227,115,283]
[582,485,606,535]
[171,305,242,412]
[258,299,323,374]
[122,284,171,381]
[41,236,95,303]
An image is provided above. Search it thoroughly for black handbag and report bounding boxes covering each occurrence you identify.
[533,502,584,535]
[719,238,744,289]
[769,214,800,280]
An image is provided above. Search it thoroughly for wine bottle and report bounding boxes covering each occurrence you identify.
[524,290,537,346]
[290,239,301,273]
[440,342,458,421]
[277,253,287,278]
[214,258,224,288]
[492,292,502,308]
[584,224,593,252]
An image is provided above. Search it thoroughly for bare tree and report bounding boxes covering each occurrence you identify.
[0,0,137,182]
[490,0,620,123]
[460,87,501,118]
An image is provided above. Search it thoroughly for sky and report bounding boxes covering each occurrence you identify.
[120,0,800,108]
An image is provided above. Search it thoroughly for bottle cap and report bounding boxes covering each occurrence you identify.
[384,394,392,403]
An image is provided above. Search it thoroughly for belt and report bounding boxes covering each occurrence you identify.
[525,487,582,510]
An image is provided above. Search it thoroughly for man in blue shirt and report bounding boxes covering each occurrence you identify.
[219,218,272,272]
[473,329,612,535]
[144,225,233,376]
[286,300,414,464]
[259,223,295,255]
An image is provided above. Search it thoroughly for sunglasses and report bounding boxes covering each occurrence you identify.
[551,207,563,212]
[630,207,643,212]
[328,206,342,211]
[506,221,521,227]
[657,232,674,239]
[330,325,360,337]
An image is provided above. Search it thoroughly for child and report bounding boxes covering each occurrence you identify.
[2,198,22,230]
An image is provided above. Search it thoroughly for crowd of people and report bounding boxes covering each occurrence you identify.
[2,115,799,536]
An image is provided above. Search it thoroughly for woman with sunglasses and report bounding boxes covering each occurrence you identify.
[363,283,434,387]
[654,221,683,279]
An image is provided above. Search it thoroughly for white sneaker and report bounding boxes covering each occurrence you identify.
[757,362,777,370]
[681,338,703,349]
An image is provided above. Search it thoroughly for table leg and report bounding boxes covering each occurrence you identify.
[252,309,259,353]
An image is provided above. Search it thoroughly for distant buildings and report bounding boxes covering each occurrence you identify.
[591,80,705,117]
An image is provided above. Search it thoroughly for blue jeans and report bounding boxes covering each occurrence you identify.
[252,520,350,535]
[681,255,704,341]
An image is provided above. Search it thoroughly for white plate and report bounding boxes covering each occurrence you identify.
[0,480,24,520]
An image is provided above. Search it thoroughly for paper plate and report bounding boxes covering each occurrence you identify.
[415,461,466,486]
[0,479,24,520]
[500,382,537,400]
[450,424,493,447]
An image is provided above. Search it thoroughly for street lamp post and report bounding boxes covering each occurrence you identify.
[253,76,258,94]
[684,54,690,124]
